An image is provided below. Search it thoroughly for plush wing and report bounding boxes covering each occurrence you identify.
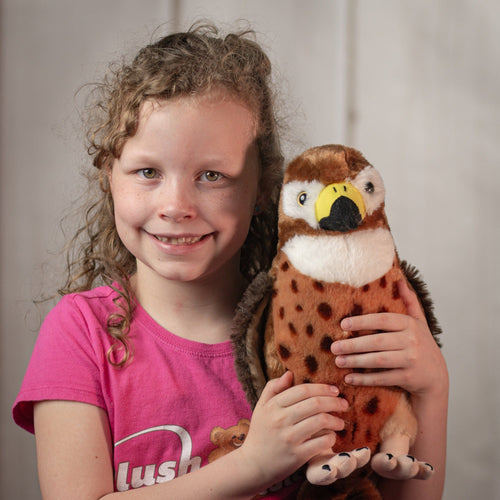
[231,271,273,408]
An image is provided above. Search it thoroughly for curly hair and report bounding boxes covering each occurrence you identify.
[61,23,284,366]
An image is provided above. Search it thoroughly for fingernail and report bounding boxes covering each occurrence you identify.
[335,356,346,367]
[330,385,339,395]
[341,318,352,330]
[331,341,342,354]
[345,374,354,385]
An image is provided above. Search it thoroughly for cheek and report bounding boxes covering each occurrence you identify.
[112,188,147,230]
[216,187,256,225]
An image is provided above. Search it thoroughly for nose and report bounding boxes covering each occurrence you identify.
[157,179,197,222]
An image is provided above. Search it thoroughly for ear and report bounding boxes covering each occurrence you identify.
[210,426,226,444]
[99,165,113,194]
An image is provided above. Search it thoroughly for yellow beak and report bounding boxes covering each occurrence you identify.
[315,182,366,232]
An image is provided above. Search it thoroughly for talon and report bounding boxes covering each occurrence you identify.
[339,452,350,457]
[386,453,393,460]
[407,455,416,462]
[425,463,434,471]
[322,465,331,471]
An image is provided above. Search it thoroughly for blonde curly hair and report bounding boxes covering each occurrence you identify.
[61,23,284,366]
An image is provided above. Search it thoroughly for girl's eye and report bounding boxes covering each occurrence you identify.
[202,171,222,182]
[138,168,158,179]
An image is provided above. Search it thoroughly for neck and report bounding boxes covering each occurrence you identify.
[131,263,247,344]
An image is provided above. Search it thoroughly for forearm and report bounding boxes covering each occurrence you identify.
[379,379,449,500]
[102,447,270,500]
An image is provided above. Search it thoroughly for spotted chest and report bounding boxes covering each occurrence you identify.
[270,252,409,452]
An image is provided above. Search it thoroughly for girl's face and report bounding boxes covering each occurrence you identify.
[109,96,260,287]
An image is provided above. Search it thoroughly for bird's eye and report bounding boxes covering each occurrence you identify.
[365,182,375,193]
[297,192,307,206]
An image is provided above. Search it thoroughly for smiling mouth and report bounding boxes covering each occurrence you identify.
[154,235,207,246]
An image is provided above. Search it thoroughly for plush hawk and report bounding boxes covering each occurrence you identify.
[232,144,442,500]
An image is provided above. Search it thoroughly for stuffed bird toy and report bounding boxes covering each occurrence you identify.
[232,144,442,500]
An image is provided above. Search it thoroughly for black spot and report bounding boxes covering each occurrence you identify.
[305,355,318,374]
[317,303,332,320]
[313,281,324,292]
[364,396,379,415]
[378,306,388,313]
[279,307,285,319]
[337,429,347,439]
[278,344,291,360]
[393,281,400,300]
[320,335,333,352]
[306,324,314,337]
[350,304,363,316]
[296,304,303,312]
[351,422,358,442]
[362,284,370,292]
[379,276,387,288]
[291,280,298,293]
[281,261,289,272]
[302,378,311,384]
[288,322,297,335]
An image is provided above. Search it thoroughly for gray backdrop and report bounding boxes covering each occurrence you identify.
[1,1,499,499]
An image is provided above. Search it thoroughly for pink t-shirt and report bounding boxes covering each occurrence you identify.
[13,286,301,497]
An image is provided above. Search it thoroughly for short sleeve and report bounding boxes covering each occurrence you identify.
[12,293,109,433]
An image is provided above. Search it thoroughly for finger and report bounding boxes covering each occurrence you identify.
[339,311,410,337]
[258,371,294,405]
[296,431,338,463]
[335,350,408,371]
[275,383,340,409]
[289,395,349,424]
[344,368,408,388]
[294,412,346,441]
[332,331,406,356]
[398,280,426,321]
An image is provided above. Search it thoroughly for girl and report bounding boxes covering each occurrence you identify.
[13,24,448,499]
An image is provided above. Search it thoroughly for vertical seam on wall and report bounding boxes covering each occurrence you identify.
[345,0,357,146]
[334,0,348,144]
[171,0,181,32]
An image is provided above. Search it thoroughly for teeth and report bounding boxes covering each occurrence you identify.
[155,235,203,245]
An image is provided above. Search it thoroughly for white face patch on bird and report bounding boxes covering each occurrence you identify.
[281,165,386,234]
[349,165,386,217]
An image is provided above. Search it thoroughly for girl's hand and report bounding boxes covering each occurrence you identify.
[238,371,348,487]
[331,279,446,397]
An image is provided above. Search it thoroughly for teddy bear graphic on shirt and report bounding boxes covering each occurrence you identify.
[207,418,250,463]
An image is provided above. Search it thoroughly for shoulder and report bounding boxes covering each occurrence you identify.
[47,285,120,325]
[58,284,120,309]
[37,285,123,356]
